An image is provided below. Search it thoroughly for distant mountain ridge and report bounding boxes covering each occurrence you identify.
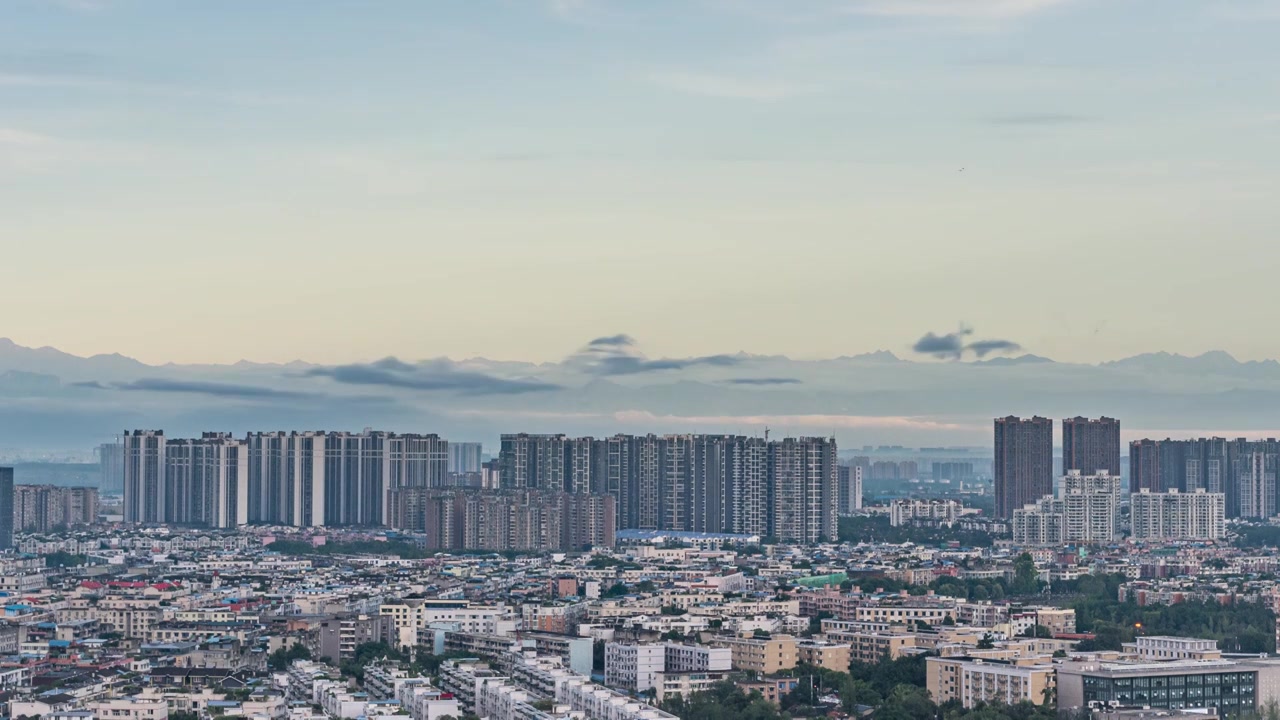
[2,337,1280,450]
[5,335,1280,372]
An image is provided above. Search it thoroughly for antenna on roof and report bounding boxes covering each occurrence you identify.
[765,427,770,442]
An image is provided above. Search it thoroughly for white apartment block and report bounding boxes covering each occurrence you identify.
[606,644,666,692]
[94,698,169,720]
[396,680,463,720]
[1124,636,1222,661]
[1011,496,1063,546]
[1060,470,1122,543]
[663,643,731,673]
[889,499,960,528]
[927,657,1056,709]
[1130,489,1226,541]
[606,643,731,693]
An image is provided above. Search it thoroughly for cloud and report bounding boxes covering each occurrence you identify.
[0,127,54,146]
[647,71,820,101]
[307,357,560,395]
[913,327,973,360]
[967,339,1023,358]
[985,112,1092,125]
[913,325,1024,360]
[456,408,978,432]
[567,335,744,376]
[844,0,1072,18]
[722,377,803,386]
[78,378,315,400]
[587,334,637,348]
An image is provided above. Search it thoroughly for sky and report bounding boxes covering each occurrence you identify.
[3,0,1280,367]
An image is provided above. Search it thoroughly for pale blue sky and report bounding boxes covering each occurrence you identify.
[3,0,1279,365]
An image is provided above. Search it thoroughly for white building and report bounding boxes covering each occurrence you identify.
[1060,470,1121,543]
[1013,471,1122,545]
[606,643,666,692]
[1239,452,1275,520]
[94,698,169,720]
[395,679,462,720]
[1011,496,1063,546]
[1131,488,1226,541]
[889,499,960,528]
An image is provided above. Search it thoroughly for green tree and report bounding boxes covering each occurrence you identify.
[268,643,312,671]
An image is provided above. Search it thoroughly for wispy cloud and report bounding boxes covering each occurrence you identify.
[455,407,977,432]
[967,339,1023,358]
[0,127,54,146]
[567,335,743,375]
[75,378,316,400]
[307,357,560,395]
[844,0,1073,19]
[647,70,821,101]
[985,112,1093,125]
[722,377,803,386]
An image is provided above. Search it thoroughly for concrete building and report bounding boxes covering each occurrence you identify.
[715,634,799,674]
[1012,496,1063,546]
[449,442,483,474]
[1131,489,1226,541]
[1056,658,1278,713]
[1062,416,1121,476]
[889,499,960,528]
[995,416,1054,519]
[316,614,395,662]
[606,643,666,693]
[0,467,12,550]
[14,485,99,532]
[1123,637,1223,662]
[98,441,125,494]
[769,437,838,543]
[797,641,852,672]
[838,464,864,514]
[928,655,1056,708]
[1060,470,1122,543]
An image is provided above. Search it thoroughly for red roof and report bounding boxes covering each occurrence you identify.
[80,581,103,590]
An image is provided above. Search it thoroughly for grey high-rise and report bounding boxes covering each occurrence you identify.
[97,442,125,494]
[1062,416,1121,476]
[994,416,1054,519]
[0,467,12,550]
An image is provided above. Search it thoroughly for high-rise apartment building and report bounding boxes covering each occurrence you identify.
[124,428,838,543]
[128,429,446,528]
[14,485,99,532]
[994,416,1054,519]
[769,437,838,544]
[1129,438,1280,518]
[1062,416,1121,476]
[1238,451,1276,520]
[448,442,483,474]
[123,430,165,524]
[1130,488,1226,541]
[498,433,568,490]
[838,465,863,514]
[1059,470,1122,543]
[1012,471,1121,545]
[97,442,124,494]
[0,468,12,550]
